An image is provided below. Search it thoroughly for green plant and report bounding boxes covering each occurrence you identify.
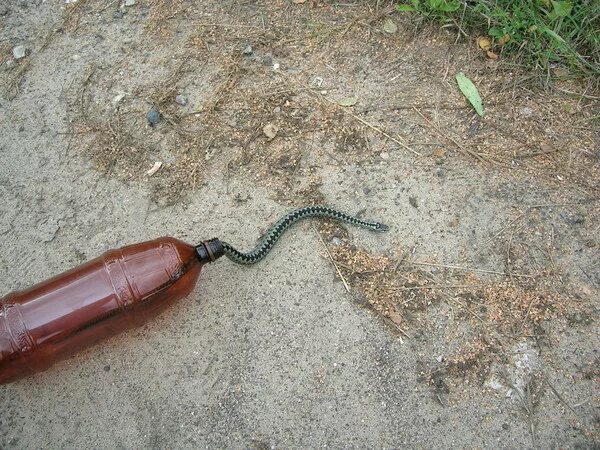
[396,0,600,83]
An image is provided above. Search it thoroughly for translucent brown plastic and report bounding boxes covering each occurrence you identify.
[0,237,202,384]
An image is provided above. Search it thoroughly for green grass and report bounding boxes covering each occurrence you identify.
[396,0,600,84]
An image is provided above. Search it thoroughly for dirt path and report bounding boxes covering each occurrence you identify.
[1,1,598,447]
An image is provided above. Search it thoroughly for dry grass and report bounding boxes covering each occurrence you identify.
[314,218,586,386]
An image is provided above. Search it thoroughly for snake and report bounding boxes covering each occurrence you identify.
[220,205,389,265]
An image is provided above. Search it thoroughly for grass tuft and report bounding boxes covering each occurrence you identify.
[396,0,600,83]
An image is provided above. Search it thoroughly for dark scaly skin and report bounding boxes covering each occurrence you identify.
[221,205,389,265]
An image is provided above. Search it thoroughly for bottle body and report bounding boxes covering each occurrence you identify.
[0,237,201,384]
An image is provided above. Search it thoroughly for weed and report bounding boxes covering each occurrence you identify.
[396,0,600,83]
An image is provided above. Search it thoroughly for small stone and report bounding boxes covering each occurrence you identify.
[112,93,126,104]
[113,10,125,19]
[273,62,280,71]
[273,106,281,113]
[331,237,342,246]
[585,239,597,248]
[103,365,110,372]
[175,94,188,106]
[520,107,534,117]
[409,196,418,208]
[242,45,253,56]
[262,55,273,66]
[146,107,160,126]
[12,45,26,60]
[362,186,371,195]
[71,54,80,61]
[380,152,390,160]
[383,18,398,34]
[124,0,136,6]
[263,123,278,140]
[435,168,447,178]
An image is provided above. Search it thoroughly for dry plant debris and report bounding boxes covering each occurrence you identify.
[315,220,588,387]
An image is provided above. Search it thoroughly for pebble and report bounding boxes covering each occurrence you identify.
[520,107,534,117]
[175,94,187,106]
[584,239,596,248]
[124,0,136,6]
[12,45,26,60]
[146,107,160,126]
[409,196,418,208]
[362,186,371,195]
[262,55,273,66]
[435,168,446,178]
[263,123,278,140]
[380,152,390,160]
[113,10,125,19]
[560,211,585,225]
[242,45,253,56]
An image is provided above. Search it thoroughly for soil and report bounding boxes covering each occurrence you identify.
[1,0,599,448]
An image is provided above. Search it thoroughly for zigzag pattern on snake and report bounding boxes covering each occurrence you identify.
[221,205,389,265]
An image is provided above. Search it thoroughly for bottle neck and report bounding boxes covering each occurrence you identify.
[195,238,224,264]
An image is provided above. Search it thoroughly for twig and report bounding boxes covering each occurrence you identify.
[347,111,422,156]
[392,284,472,291]
[485,212,524,246]
[519,296,537,333]
[313,93,421,156]
[313,226,351,293]
[554,86,600,100]
[412,107,490,163]
[505,223,517,284]
[545,378,577,415]
[408,261,533,278]
[448,297,485,323]
[79,64,96,118]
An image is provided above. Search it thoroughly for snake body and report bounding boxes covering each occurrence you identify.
[221,205,389,265]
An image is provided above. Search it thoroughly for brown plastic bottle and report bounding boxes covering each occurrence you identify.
[0,237,223,385]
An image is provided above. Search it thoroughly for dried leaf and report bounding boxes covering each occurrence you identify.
[486,50,499,60]
[498,34,511,46]
[477,36,491,50]
[432,148,447,157]
[146,161,162,176]
[383,18,398,34]
[338,96,358,107]
[455,72,484,117]
[388,308,403,326]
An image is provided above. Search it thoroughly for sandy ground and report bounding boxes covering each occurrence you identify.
[1,1,599,448]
